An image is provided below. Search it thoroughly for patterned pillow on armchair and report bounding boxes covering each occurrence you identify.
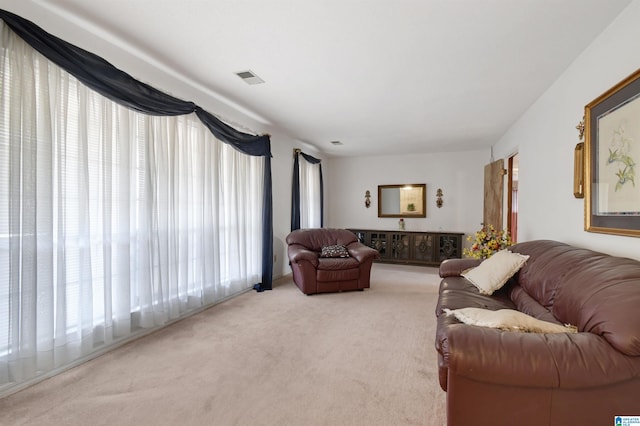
[320,245,350,258]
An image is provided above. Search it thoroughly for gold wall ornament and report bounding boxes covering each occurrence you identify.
[573,142,584,198]
[436,188,444,208]
[365,190,371,208]
[576,117,585,141]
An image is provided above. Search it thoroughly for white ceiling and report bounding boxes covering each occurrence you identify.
[9,1,635,156]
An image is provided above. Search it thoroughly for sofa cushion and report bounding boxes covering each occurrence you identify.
[320,244,349,258]
[461,250,529,295]
[554,256,640,356]
[509,285,559,325]
[436,276,515,315]
[444,307,577,333]
[512,240,640,356]
[510,240,588,310]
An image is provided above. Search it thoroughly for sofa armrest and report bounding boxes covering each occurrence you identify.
[444,324,639,388]
[439,258,482,278]
[288,244,319,267]
[346,242,380,263]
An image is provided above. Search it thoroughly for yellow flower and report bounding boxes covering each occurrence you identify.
[463,225,513,259]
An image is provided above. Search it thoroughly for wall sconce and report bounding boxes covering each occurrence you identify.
[574,116,585,198]
[436,188,443,208]
[365,190,371,208]
[575,117,585,141]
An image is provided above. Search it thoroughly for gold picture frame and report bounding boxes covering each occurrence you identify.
[584,68,640,237]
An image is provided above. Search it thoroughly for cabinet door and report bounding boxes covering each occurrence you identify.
[413,233,434,263]
[370,232,388,258]
[438,234,461,261]
[352,230,368,245]
[390,233,411,261]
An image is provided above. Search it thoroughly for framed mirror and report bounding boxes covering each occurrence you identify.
[378,184,426,218]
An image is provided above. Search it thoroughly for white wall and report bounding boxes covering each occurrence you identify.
[326,150,487,241]
[492,0,640,260]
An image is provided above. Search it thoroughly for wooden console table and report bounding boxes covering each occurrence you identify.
[348,229,464,266]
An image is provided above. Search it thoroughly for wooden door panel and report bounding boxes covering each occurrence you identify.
[483,159,505,229]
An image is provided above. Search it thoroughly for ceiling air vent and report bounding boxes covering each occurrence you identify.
[330,141,343,146]
[235,70,265,85]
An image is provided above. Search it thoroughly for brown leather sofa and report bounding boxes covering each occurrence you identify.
[435,240,640,426]
[286,228,379,295]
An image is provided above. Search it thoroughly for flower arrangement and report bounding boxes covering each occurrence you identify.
[463,224,513,259]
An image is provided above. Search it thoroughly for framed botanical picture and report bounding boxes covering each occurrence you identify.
[584,68,640,237]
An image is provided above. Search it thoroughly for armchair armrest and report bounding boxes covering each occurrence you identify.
[346,242,380,263]
[287,244,319,267]
[439,258,481,278]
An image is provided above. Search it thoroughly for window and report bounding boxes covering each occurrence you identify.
[291,151,323,230]
[298,158,322,228]
[0,21,263,391]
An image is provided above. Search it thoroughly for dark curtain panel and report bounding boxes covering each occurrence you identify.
[301,153,324,228]
[291,151,323,231]
[0,9,273,290]
[291,152,301,231]
[254,156,273,292]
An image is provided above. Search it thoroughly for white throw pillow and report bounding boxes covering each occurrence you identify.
[462,249,530,295]
[444,307,577,333]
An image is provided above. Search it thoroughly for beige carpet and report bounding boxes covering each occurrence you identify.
[0,263,446,426]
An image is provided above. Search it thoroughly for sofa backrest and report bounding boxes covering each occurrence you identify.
[286,228,358,252]
[511,240,640,357]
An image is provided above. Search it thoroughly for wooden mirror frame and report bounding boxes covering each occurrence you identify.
[377,184,426,218]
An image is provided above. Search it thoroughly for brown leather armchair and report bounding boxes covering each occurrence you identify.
[286,228,380,295]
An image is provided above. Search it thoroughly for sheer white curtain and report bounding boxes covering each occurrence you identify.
[0,22,263,390]
[298,158,322,229]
